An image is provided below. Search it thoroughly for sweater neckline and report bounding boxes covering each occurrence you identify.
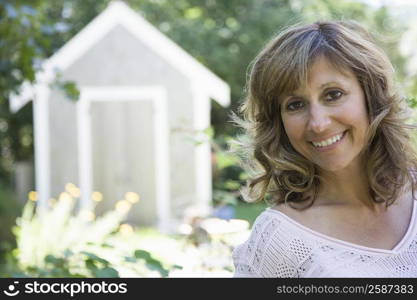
[266,199,417,255]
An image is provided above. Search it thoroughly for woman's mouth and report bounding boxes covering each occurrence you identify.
[310,131,347,151]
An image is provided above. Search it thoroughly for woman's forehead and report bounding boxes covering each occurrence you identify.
[280,56,355,96]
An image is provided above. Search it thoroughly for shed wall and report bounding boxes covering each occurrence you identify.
[48,24,203,224]
[48,88,79,198]
[91,100,156,224]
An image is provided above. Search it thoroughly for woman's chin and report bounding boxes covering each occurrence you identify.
[315,160,350,173]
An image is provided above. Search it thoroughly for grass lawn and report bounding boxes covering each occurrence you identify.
[234,201,268,228]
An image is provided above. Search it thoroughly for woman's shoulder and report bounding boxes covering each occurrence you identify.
[269,202,328,230]
[232,207,312,277]
[234,207,288,250]
[239,204,315,241]
[243,205,305,241]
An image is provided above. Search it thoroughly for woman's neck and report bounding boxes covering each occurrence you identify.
[316,160,376,210]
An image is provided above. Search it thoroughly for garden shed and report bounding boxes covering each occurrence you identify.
[9,1,230,232]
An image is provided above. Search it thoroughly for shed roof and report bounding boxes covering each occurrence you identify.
[10,1,230,113]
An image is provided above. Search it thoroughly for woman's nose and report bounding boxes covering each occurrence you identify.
[307,105,331,133]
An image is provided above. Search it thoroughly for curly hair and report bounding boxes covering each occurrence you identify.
[234,20,417,208]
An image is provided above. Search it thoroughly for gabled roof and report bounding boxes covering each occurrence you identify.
[10,1,230,113]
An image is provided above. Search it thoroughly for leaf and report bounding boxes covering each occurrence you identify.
[61,81,80,102]
[224,179,240,190]
[184,7,202,20]
[44,254,63,265]
[63,249,73,258]
[11,272,31,278]
[215,151,238,170]
[407,97,417,108]
[81,251,110,265]
[203,126,214,139]
[134,250,169,277]
[124,256,137,263]
[68,273,87,278]
[145,262,169,277]
[93,267,119,278]
[213,190,238,205]
[85,259,98,271]
[134,250,153,261]
[172,264,183,270]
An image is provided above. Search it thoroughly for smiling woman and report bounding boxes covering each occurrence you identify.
[281,56,369,173]
[232,21,417,277]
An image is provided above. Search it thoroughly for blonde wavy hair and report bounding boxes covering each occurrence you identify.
[234,20,417,208]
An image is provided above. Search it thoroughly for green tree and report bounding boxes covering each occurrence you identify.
[1,0,412,192]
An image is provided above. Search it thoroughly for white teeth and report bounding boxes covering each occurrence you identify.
[312,132,344,148]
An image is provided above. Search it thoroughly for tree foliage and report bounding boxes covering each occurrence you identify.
[0,0,413,186]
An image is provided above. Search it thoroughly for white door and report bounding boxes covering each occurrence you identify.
[90,100,157,225]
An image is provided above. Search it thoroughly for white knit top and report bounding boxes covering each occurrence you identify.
[233,200,417,277]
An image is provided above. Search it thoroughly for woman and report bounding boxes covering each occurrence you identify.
[232,21,417,277]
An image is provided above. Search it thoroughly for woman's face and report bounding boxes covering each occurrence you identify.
[280,56,369,172]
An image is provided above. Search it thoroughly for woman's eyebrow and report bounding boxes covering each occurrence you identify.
[319,81,344,89]
[281,81,345,101]
[280,94,296,104]
[282,91,306,100]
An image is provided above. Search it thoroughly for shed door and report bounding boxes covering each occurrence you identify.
[90,100,156,225]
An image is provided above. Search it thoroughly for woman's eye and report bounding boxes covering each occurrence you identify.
[325,90,343,101]
[286,100,304,111]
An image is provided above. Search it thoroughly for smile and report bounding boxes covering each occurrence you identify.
[310,131,346,148]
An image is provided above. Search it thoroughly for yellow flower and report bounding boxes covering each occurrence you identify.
[28,191,37,202]
[115,200,131,214]
[65,183,80,198]
[59,192,73,204]
[80,210,95,222]
[91,191,103,202]
[119,223,134,236]
[125,192,140,204]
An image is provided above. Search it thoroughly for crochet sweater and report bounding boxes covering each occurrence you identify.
[233,200,417,277]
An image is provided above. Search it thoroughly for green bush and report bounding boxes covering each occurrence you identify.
[0,183,22,243]
[0,182,22,273]
[212,134,247,207]
[2,190,180,277]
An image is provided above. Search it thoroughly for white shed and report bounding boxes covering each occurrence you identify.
[9,1,230,232]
